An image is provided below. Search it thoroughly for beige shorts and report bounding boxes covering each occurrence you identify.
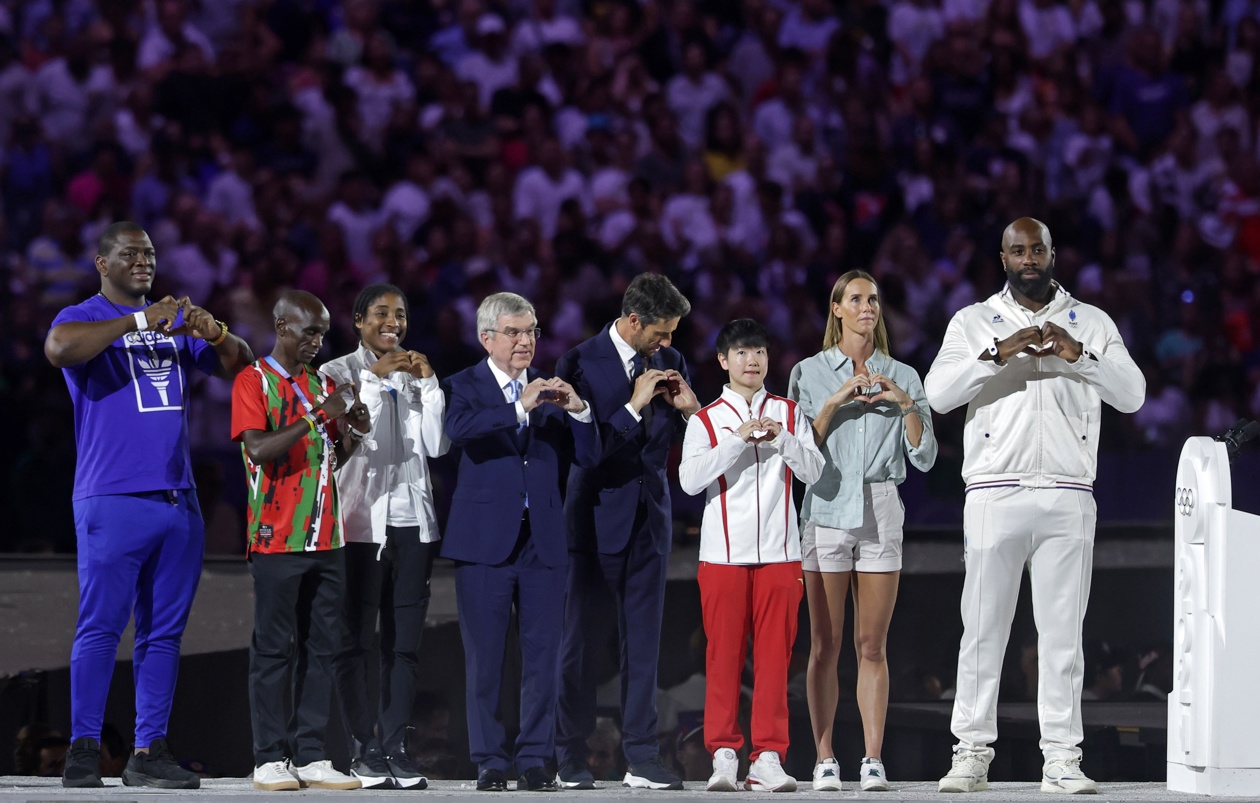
[801,481,904,573]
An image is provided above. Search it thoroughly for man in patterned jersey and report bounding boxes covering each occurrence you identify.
[230,290,370,792]
[45,221,252,790]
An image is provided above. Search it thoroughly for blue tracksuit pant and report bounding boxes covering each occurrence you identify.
[71,490,204,745]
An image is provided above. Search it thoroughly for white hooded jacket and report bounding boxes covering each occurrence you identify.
[924,283,1145,490]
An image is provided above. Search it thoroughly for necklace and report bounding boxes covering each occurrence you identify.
[97,291,166,368]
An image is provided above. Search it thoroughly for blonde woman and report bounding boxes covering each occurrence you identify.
[787,270,938,792]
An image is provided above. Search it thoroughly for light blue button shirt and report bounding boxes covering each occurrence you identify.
[787,347,937,530]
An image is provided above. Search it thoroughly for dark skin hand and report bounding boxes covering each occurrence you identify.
[45,294,252,377]
[983,323,1082,364]
[369,350,435,379]
[241,381,369,465]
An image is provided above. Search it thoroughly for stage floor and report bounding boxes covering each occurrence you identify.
[0,777,1202,801]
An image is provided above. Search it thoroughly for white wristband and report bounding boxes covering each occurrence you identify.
[133,311,148,332]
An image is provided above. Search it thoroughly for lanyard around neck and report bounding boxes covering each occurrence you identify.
[264,355,335,457]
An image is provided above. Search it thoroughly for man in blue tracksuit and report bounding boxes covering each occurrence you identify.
[44,221,253,788]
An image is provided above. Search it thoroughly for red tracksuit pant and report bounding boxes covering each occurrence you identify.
[698,560,803,760]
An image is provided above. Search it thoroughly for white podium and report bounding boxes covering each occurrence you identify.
[1168,437,1260,795]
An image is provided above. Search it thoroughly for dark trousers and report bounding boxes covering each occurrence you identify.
[248,548,347,766]
[455,516,566,773]
[557,506,668,766]
[335,529,436,755]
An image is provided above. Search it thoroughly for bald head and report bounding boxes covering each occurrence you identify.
[273,289,327,322]
[272,290,331,366]
[1001,217,1052,251]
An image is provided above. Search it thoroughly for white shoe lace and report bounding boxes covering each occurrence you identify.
[950,753,986,777]
[1047,758,1086,778]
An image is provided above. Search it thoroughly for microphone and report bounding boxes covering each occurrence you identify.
[1214,418,1260,461]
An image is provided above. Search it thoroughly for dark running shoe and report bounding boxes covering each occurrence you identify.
[557,758,596,790]
[385,749,429,789]
[62,737,103,788]
[351,746,395,789]
[121,738,200,789]
[623,757,683,790]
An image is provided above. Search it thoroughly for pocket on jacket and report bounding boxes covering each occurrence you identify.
[455,487,499,504]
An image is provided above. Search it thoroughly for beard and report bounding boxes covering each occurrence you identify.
[1006,255,1055,300]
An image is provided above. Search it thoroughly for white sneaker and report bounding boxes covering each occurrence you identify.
[861,757,891,791]
[1041,757,1097,794]
[938,750,989,793]
[291,759,362,790]
[812,757,842,791]
[253,760,299,791]
[707,748,739,792]
[745,750,797,792]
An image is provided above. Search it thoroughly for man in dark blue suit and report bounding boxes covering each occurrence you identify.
[555,274,701,790]
[442,292,598,792]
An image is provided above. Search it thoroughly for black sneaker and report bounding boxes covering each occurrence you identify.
[624,757,683,790]
[63,737,103,788]
[557,758,596,790]
[351,746,395,789]
[121,738,200,789]
[386,750,429,790]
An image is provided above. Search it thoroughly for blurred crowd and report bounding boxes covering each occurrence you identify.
[2,0,1259,551]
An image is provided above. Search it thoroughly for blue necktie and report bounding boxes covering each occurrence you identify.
[508,379,526,432]
[508,379,528,506]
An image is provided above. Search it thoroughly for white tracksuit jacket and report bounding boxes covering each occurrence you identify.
[924,283,1145,486]
[679,386,825,565]
[322,345,450,547]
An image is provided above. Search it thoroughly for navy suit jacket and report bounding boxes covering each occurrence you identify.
[556,324,690,556]
[440,360,598,568]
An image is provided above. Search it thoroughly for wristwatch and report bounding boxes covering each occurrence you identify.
[988,338,1005,366]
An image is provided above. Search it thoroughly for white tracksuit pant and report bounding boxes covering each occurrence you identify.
[951,486,1096,762]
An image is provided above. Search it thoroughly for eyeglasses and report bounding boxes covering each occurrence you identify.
[485,327,542,341]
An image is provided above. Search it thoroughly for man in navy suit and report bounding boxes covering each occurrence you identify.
[441,292,598,792]
[555,274,701,790]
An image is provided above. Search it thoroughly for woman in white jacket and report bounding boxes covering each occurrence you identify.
[787,270,937,792]
[322,284,449,790]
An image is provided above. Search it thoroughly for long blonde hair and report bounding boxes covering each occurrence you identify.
[822,270,890,354]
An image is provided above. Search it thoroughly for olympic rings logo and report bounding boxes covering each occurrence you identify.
[1175,486,1195,517]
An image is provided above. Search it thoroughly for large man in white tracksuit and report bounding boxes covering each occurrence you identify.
[924,218,1145,795]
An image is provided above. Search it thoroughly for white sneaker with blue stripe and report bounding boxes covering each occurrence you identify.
[938,750,989,793]
[1041,757,1097,794]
